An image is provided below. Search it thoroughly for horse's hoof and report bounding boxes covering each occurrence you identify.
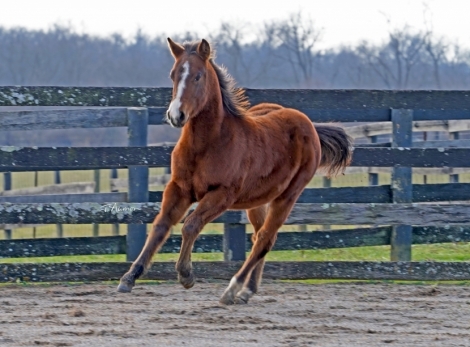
[219,292,235,305]
[234,296,248,305]
[234,288,253,304]
[219,297,235,305]
[117,281,134,293]
[178,272,195,289]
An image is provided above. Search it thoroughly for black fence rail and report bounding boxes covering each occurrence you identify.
[1,87,470,282]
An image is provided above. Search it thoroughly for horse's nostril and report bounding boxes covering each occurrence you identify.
[179,112,185,121]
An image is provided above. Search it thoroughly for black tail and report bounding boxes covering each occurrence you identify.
[314,123,353,177]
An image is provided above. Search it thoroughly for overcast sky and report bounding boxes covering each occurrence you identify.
[1,0,469,49]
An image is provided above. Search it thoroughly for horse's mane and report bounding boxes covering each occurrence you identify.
[182,41,250,118]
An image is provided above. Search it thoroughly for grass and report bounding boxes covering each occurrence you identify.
[1,242,470,264]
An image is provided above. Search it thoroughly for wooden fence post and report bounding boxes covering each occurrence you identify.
[422,132,428,184]
[110,168,120,236]
[322,177,332,230]
[126,108,149,262]
[54,171,63,237]
[92,169,100,237]
[33,171,38,238]
[449,132,459,183]
[367,136,379,185]
[3,172,12,239]
[224,223,246,261]
[390,109,413,261]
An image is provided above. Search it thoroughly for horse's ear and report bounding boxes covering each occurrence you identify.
[167,38,185,59]
[197,39,211,61]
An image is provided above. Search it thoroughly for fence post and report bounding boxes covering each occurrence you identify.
[33,171,38,238]
[3,172,12,239]
[449,132,459,183]
[92,169,100,237]
[110,168,120,236]
[321,177,332,230]
[422,132,428,184]
[126,108,149,262]
[390,109,413,261]
[54,171,63,237]
[367,135,379,185]
[224,223,246,261]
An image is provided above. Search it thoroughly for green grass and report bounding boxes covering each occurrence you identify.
[1,242,469,264]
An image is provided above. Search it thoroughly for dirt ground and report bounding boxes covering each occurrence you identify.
[0,281,469,347]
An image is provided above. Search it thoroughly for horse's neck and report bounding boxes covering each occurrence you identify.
[180,103,226,150]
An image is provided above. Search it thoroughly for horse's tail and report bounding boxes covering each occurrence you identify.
[315,123,353,177]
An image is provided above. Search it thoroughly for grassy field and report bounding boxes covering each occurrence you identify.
[1,242,470,264]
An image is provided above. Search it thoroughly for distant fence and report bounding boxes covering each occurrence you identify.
[1,88,470,282]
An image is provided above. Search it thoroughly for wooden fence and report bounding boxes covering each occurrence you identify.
[1,88,470,282]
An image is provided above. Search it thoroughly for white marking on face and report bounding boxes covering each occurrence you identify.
[167,61,190,123]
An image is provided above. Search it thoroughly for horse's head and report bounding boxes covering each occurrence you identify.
[166,38,215,128]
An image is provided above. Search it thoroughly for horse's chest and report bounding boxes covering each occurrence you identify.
[173,159,216,191]
[172,146,241,200]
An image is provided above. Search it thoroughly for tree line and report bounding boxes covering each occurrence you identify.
[2,13,470,146]
[1,12,470,90]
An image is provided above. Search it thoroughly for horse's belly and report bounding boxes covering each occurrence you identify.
[230,196,273,210]
[230,180,287,210]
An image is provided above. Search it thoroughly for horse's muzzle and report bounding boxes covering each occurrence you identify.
[166,110,186,128]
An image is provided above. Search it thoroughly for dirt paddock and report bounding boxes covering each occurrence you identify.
[1,281,469,347]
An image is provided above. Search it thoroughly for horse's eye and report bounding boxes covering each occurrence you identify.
[195,72,202,82]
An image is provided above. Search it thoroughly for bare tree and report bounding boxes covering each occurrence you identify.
[421,4,448,89]
[358,27,428,89]
[423,34,448,89]
[265,12,323,87]
[1,18,470,90]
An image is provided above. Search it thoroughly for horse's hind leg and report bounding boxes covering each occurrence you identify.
[118,181,191,293]
[220,167,314,305]
[219,199,291,305]
[235,205,268,303]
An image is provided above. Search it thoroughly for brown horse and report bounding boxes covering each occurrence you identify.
[118,38,352,304]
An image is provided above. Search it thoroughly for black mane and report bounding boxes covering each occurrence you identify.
[182,41,250,117]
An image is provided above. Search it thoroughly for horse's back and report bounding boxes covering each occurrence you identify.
[247,103,284,117]
[247,103,316,138]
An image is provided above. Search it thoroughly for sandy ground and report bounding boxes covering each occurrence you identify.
[0,281,469,347]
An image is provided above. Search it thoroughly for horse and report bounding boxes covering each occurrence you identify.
[118,38,353,305]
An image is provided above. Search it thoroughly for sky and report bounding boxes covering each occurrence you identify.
[0,0,469,50]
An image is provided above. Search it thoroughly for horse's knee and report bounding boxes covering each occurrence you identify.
[145,221,171,248]
[266,234,277,250]
[182,218,202,239]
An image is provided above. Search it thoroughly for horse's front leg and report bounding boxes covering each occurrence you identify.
[117,181,192,293]
[176,189,235,289]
